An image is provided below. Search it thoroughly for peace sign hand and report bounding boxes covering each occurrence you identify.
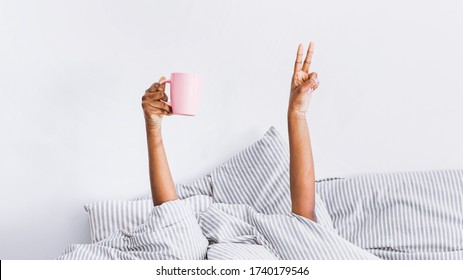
[288,42,320,118]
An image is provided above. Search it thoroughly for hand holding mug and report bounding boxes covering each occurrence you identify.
[142,76,173,130]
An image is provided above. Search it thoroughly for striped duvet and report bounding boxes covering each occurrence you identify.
[56,169,463,260]
[316,170,463,260]
[56,127,463,259]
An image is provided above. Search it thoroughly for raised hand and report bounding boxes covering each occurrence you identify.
[142,76,177,206]
[288,42,320,118]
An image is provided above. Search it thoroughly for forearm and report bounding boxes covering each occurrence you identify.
[145,124,177,206]
[287,111,316,221]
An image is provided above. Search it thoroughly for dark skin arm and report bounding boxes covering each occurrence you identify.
[140,43,320,213]
[287,42,320,222]
[141,77,176,206]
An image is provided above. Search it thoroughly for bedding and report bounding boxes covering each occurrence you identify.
[84,176,212,243]
[208,126,335,230]
[59,199,208,260]
[56,126,463,260]
[84,194,213,243]
[57,197,378,260]
[316,169,463,260]
[83,126,335,244]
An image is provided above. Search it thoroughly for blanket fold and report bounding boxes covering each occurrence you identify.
[57,170,463,260]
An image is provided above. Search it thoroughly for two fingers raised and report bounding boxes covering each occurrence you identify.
[294,42,314,75]
[293,42,320,93]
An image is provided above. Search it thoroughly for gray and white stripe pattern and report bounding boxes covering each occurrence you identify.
[82,126,334,245]
[58,199,208,260]
[209,126,335,230]
[58,196,378,260]
[56,126,463,259]
[199,203,378,259]
[316,169,463,259]
[85,176,213,243]
[84,194,213,243]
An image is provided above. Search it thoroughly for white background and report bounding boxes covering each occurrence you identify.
[0,0,462,259]
[3,260,463,280]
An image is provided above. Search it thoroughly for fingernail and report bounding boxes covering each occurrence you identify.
[312,78,319,84]
[306,88,313,94]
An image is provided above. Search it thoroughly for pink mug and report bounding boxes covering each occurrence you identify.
[159,73,203,116]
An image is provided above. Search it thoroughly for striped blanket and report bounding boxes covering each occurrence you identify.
[57,170,463,260]
[316,170,463,260]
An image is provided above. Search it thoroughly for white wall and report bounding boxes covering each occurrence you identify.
[1,0,462,259]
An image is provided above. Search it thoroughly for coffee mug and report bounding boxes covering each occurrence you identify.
[159,73,202,116]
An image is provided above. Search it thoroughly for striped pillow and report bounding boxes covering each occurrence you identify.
[84,176,213,243]
[84,199,153,243]
[210,126,335,229]
[85,126,336,243]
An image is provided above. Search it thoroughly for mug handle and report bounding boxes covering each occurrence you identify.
[159,79,172,106]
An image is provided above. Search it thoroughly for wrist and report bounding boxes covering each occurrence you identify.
[145,122,162,135]
[144,113,164,130]
[287,109,307,121]
[145,125,164,150]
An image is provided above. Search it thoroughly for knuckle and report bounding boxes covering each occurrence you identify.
[151,92,160,99]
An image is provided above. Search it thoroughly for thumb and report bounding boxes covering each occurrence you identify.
[158,76,167,91]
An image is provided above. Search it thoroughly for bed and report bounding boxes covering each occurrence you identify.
[56,127,463,260]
